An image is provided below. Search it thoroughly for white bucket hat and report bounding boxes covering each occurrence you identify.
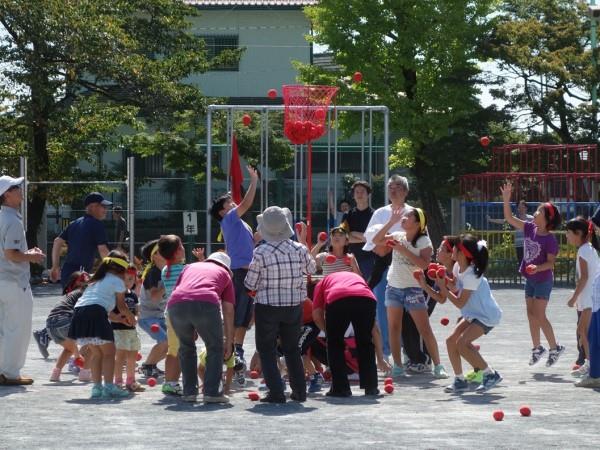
[205,252,232,275]
[257,206,294,242]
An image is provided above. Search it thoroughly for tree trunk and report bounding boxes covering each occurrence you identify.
[413,156,447,248]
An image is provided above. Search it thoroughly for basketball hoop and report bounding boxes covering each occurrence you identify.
[282,85,339,247]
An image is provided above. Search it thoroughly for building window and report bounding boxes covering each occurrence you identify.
[199,35,239,72]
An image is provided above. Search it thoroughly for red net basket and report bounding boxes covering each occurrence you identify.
[282,85,339,145]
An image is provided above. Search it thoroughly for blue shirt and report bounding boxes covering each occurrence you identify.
[60,214,108,271]
[221,207,254,269]
[455,265,502,327]
[75,273,126,312]
[161,263,185,299]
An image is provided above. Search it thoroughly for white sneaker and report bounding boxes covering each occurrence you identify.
[571,362,589,378]
[204,394,230,404]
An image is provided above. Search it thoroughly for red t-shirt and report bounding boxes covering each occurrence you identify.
[302,298,313,324]
[312,271,376,310]
[168,261,235,307]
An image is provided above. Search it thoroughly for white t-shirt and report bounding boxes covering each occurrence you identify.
[362,204,412,251]
[576,243,600,311]
[387,232,432,288]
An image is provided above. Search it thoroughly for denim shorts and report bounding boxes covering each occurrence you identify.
[138,317,168,343]
[469,318,493,335]
[525,278,553,300]
[385,286,427,311]
[47,324,71,345]
[233,268,254,328]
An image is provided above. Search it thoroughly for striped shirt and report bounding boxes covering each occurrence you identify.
[316,252,352,275]
[162,263,185,300]
[244,239,317,307]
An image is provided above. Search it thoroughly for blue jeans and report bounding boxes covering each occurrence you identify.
[168,301,223,397]
[373,268,390,357]
[138,317,167,343]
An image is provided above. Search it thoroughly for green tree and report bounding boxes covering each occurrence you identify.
[488,1,598,143]
[300,0,501,244]
[0,0,240,245]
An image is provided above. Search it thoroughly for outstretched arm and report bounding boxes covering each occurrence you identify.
[236,166,259,217]
[500,182,525,230]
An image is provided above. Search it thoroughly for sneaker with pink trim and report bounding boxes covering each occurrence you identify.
[49,367,61,382]
[78,368,92,382]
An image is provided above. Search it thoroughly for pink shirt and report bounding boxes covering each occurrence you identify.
[168,262,235,307]
[312,272,376,310]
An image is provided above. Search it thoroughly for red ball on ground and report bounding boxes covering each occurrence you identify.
[248,391,260,401]
[318,231,328,242]
[353,71,363,83]
[480,136,490,147]
[440,317,450,326]
[267,88,278,99]
[136,352,142,362]
[325,254,337,264]
[74,357,85,368]
[242,114,252,126]
[150,323,160,333]
[384,384,394,394]
[493,410,504,421]
[250,370,259,379]
[519,405,531,417]
[384,377,393,385]
[147,377,157,387]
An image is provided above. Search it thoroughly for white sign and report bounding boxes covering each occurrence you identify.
[183,211,198,236]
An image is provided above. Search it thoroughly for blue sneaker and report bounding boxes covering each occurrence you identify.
[308,373,323,393]
[444,377,469,393]
[476,370,502,393]
[392,364,407,378]
[102,383,130,399]
[90,383,103,399]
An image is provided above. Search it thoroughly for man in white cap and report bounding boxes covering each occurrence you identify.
[245,206,316,403]
[0,175,45,385]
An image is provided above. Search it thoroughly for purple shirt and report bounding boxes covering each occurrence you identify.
[221,207,254,269]
[168,262,235,308]
[519,221,558,283]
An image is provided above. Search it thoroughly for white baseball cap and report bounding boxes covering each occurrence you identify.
[0,176,24,197]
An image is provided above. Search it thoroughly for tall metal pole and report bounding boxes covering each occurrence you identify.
[19,156,27,231]
[384,108,390,205]
[592,0,598,140]
[126,157,135,262]
[206,108,213,253]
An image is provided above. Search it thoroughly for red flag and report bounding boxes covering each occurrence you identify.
[229,133,244,204]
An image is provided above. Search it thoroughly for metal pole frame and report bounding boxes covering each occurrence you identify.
[204,104,389,251]
[19,156,134,261]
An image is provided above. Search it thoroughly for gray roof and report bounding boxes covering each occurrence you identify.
[184,1,317,6]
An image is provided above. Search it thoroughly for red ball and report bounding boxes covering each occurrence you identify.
[519,405,531,417]
[480,136,490,147]
[440,317,450,326]
[248,391,260,401]
[318,231,328,242]
[427,269,438,280]
[267,88,278,99]
[384,384,394,394]
[314,109,326,121]
[150,323,160,333]
[384,377,393,386]
[525,264,536,275]
[136,352,142,362]
[436,267,446,279]
[250,370,259,379]
[493,410,504,421]
[242,114,252,126]
[323,370,332,381]
[74,357,85,368]
[353,71,363,83]
[248,290,257,298]
[325,254,337,264]
[147,377,157,387]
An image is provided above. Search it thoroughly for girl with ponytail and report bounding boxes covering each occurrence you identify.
[565,217,600,378]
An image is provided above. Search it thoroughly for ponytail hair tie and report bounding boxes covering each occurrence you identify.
[589,220,594,239]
